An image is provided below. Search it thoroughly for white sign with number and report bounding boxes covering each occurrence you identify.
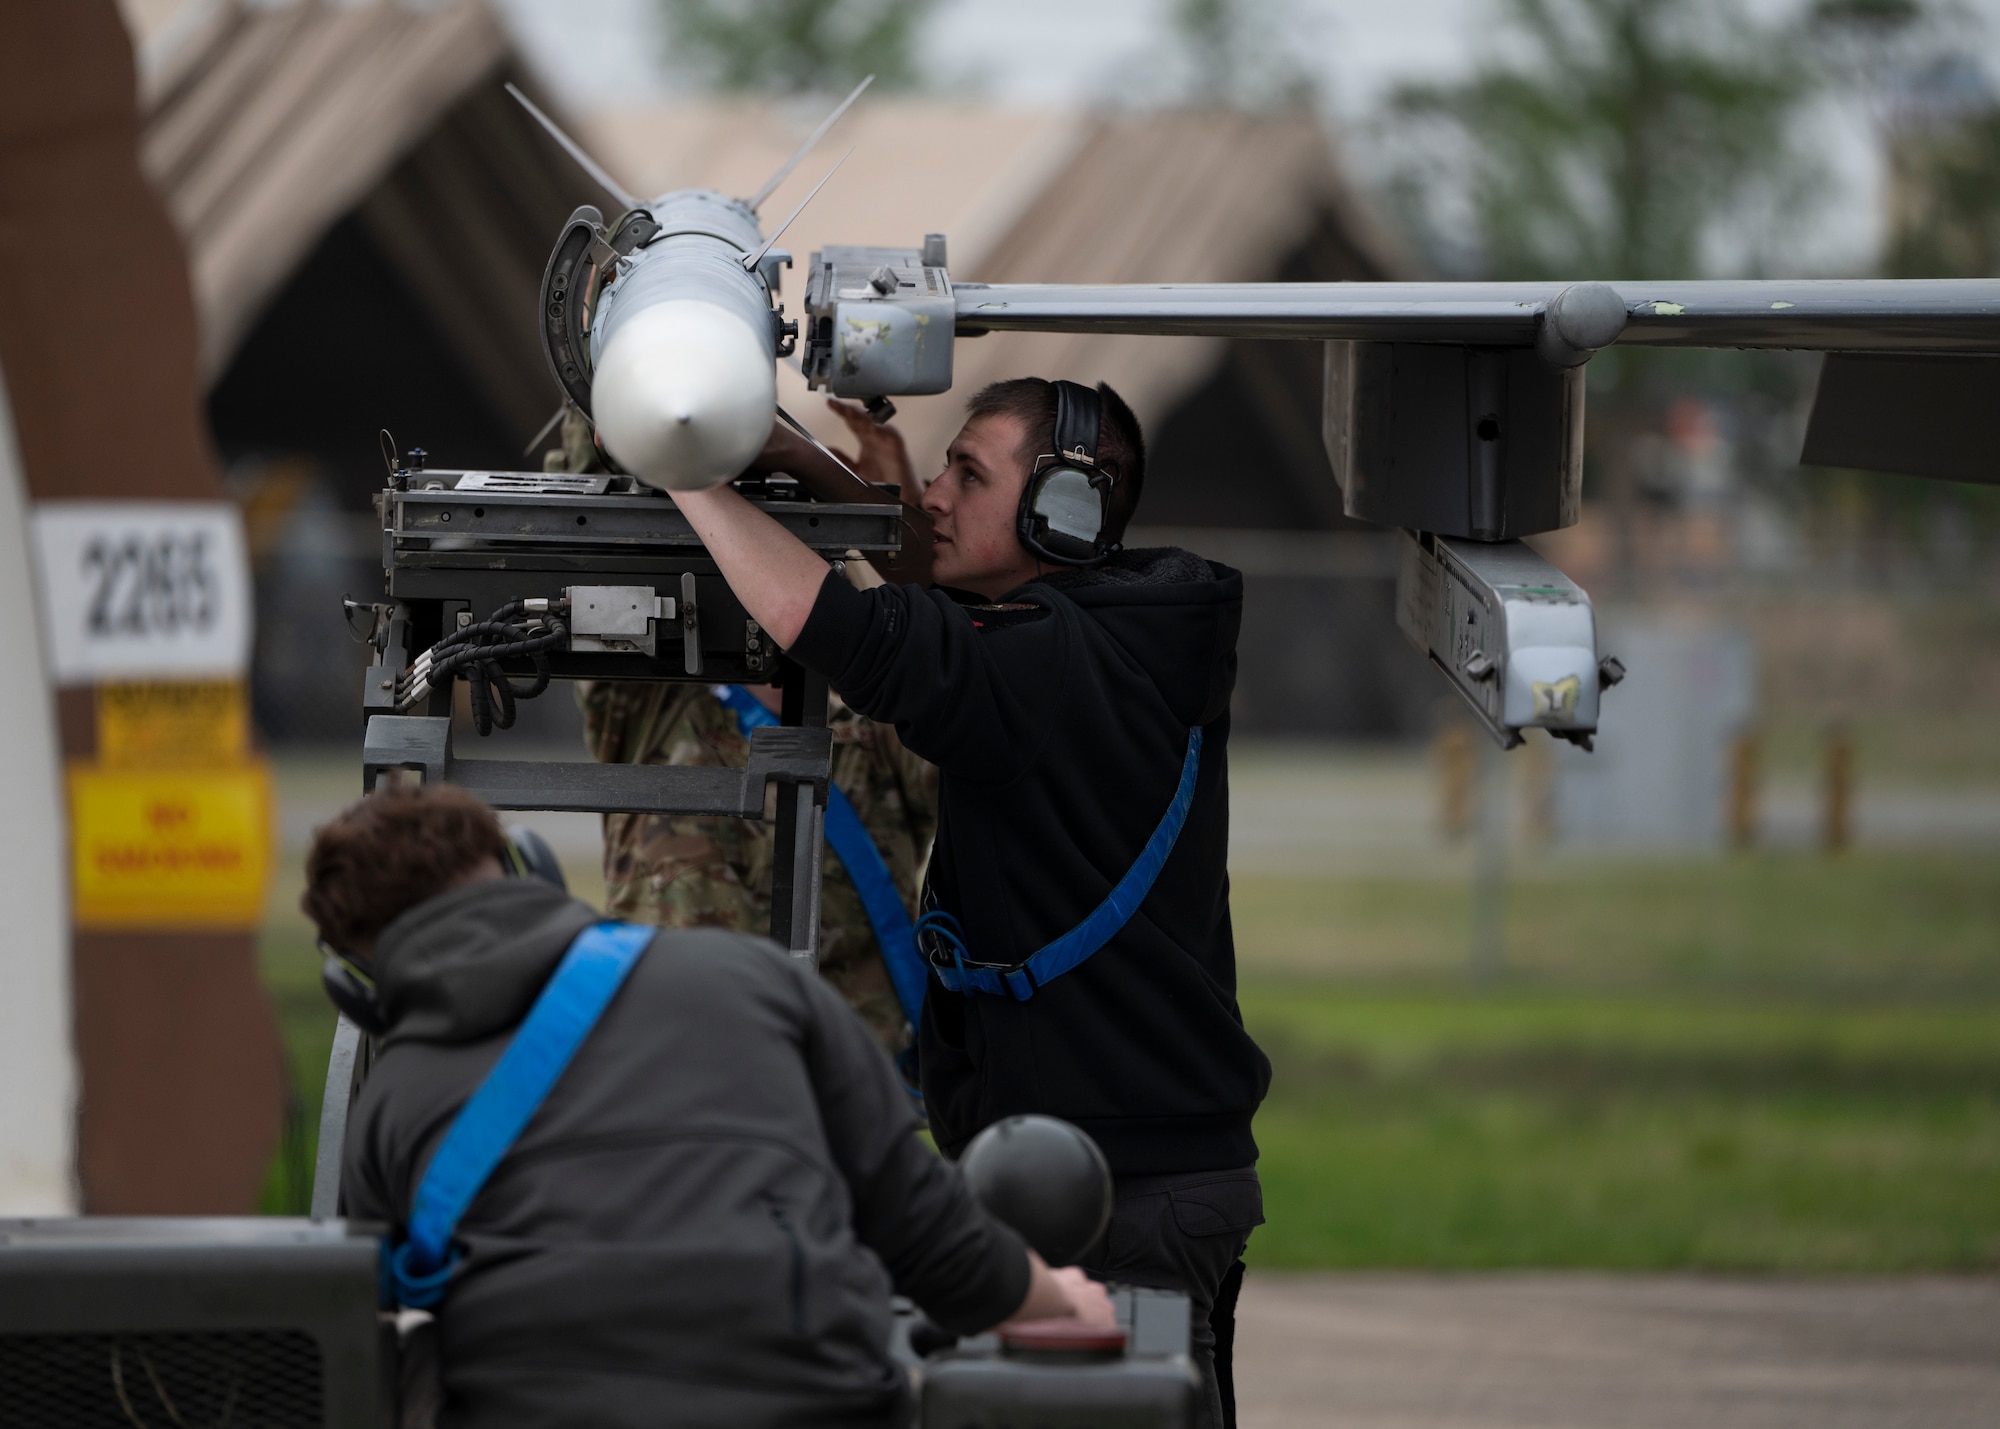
[30,501,252,685]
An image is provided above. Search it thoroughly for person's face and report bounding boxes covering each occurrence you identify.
[922,413,1045,599]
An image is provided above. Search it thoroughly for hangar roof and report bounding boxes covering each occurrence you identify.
[122,0,1398,468]
[587,101,1400,464]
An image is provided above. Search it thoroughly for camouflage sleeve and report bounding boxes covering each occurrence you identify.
[586,683,931,1060]
[813,703,927,1057]
[592,684,768,937]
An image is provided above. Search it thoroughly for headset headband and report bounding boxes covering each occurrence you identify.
[1052,380,1102,470]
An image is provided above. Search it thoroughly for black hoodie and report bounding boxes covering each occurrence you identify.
[342,877,1029,1429]
[791,548,1271,1176]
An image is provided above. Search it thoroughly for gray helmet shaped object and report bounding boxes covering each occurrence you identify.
[958,1114,1114,1265]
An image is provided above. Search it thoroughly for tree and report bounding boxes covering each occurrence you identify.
[1884,96,2000,277]
[660,0,936,94]
[1370,0,1842,594]
[1164,0,1316,111]
[1381,0,1816,280]
[1810,0,2000,278]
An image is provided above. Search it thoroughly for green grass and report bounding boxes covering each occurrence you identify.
[259,848,2000,1266]
[1243,984,2000,1270]
[1231,851,2000,1270]
[1230,853,2000,995]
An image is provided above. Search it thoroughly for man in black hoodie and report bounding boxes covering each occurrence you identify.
[307,783,1109,1428]
[670,378,1272,1429]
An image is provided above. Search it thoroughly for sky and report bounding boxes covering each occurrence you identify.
[491,0,2000,273]
[492,0,1491,111]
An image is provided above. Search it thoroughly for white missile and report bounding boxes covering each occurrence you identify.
[518,83,867,492]
[583,188,782,492]
[592,299,775,490]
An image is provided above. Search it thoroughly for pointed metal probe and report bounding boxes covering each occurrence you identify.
[505,81,640,212]
[742,75,873,212]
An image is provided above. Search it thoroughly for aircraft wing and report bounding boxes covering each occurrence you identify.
[953,279,2000,352]
[951,278,2000,483]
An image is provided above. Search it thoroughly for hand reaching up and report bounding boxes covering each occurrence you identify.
[827,398,920,501]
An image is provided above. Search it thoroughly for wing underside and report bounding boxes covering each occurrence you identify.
[953,279,2000,352]
[950,279,2000,483]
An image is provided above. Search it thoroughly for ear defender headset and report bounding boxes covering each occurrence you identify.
[1016,380,1120,567]
[318,825,570,1037]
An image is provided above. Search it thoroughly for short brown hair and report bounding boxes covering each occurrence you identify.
[303,784,508,956]
[965,378,1147,542]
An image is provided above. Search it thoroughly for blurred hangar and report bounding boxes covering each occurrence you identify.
[124,0,1438,742]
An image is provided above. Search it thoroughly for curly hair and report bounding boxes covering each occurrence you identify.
[302,784,508,957]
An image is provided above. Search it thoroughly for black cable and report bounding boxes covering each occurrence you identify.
[404,600,568,736]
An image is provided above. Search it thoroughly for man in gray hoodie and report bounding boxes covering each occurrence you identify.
[306,784,1107,1428]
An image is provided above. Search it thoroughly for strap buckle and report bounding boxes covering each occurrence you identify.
[388,1239,461,1310]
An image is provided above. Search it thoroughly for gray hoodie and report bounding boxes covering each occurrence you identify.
[342,877,1028,1428]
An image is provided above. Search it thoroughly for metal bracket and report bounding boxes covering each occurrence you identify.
[310,1016,371,1220]
[362,715,829,817]
[539,205,604,416]
[680,571,701,675]
[567,584,674,657]
[1395,529,1603,749]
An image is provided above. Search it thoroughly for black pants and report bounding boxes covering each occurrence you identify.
[1078,1167,1262,1429]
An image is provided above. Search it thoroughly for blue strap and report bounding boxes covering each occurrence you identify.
[388,920,655,1307]
[921,726,1204,1003]
[715,686,927,1026]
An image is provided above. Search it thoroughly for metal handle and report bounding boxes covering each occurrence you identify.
[680,571,701,675]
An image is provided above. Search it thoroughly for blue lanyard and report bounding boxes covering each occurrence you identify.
[714,687,926,1027]
[917,726,1204,1002]
[388,921,655,1308]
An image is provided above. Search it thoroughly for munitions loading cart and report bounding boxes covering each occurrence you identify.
[311,461,907,1215]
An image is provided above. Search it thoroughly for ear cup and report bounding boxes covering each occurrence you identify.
[1015,379,1116,567]
[504,825,568,890]
[1019,465,1109,565]
[320,957,387,1037]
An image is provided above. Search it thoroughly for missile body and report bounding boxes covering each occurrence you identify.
[589,190,780,490]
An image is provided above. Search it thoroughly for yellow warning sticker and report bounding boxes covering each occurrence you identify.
[68,762,272,928]
[1531,674,1582,723]
[96,681,249,768]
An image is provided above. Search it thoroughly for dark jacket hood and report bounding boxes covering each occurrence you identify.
[372,877,599,1045]
[345,898,1030,1427]
[1032,546,1242,728]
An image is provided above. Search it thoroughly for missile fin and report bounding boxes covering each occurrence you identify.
[744,149,852,274]
[742,75,874,212]
[775,404,865,487]
[505,81,640,213]
[521,403,569,459]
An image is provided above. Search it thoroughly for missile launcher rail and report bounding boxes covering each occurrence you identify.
[371,471,899,687]
[355,468,903,953]
[322,468,906,1221]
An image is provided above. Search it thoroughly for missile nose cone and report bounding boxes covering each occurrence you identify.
[591,300,775,490]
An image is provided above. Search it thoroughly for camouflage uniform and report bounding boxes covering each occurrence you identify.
[578,680,937,1057]
[554,407,934,1055]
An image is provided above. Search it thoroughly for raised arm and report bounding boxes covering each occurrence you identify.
[668,483,832,648]
[739,412,935,586]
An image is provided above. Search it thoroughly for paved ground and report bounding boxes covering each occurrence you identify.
[1234,1273,2000,1429]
